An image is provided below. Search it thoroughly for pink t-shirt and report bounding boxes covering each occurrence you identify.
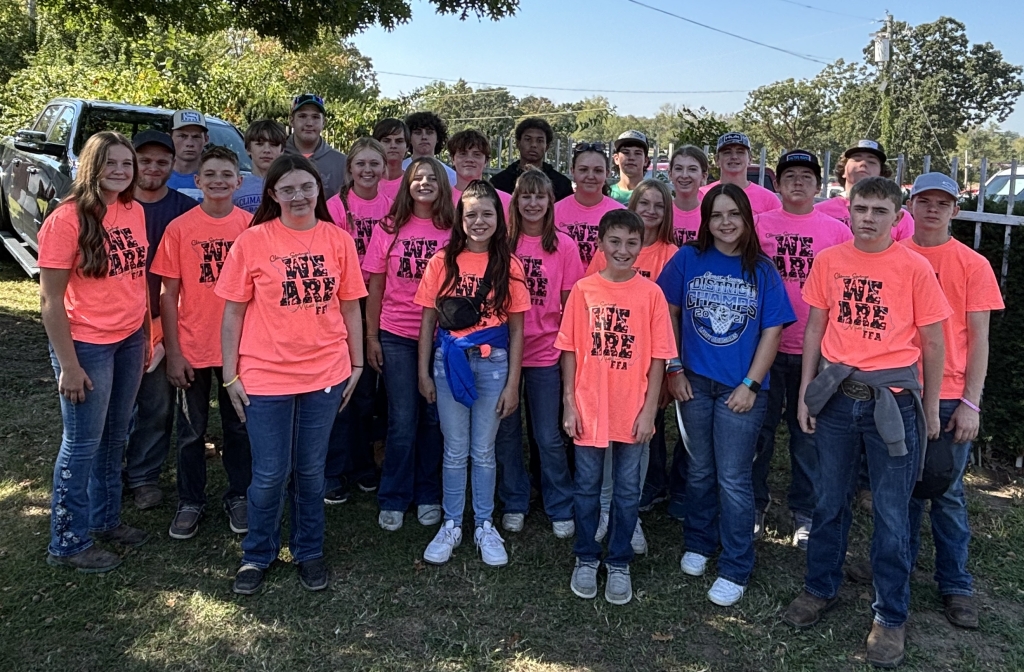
[515,232,585,367]
[755,208,854,354]
[452,185,512,221]
[326,190,392,282]
[553,195,625,265]
[815,195,915,240]
[700,180,780,214]
[362,216,451,340]
[379,176,403,202]
[672,203,701,246]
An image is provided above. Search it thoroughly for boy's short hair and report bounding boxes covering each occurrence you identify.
[200,145,240,171]
[404,111,448,153]
[598,210,644,240]
[515,117,554,145]
[372,117,410,145]
[849,176,902,213]
[243,119,287,149]
[447,130,491,159]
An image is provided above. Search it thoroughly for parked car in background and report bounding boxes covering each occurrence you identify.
[747,165,777,193]
[0,98,250,276]
[984,168,1024,204]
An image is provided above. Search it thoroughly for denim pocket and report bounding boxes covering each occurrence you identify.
[487,348,508,364]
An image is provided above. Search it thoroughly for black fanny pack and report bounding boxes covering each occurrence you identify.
[912,432,957,499]
[435,256,494,332]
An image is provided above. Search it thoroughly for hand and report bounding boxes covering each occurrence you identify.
[495,384,519,420]
[367,337,384,373]
[562,402,582,441]
[419,375,436,404]
[726,384,756,413]
[225,377,249,423]
[339,368,363,412]
[166,351,195,389]
[926,411,942,441]
[797,397,816,434]
[668,372,693,402]
[146,342,165,374]
[632,411,656,444]
[946,403,980,444]
[58,365,93,404]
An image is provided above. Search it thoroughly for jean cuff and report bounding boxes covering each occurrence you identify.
[49,539,94,558]
[804,584,837,601]
[718,573,750,588]
[292,552,324,565]
[873,614,907,629]
[89,521,122,534]
[939,588,973,597]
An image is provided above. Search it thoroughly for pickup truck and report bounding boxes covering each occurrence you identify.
[0,98,251,276]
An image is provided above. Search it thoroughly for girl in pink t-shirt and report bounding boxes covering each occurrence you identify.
[38,131,150,573]
[670,145,708,246]
[372,117,409,201]
[362,157,455,532]
[495,169,584,538]
[554,145,625,265]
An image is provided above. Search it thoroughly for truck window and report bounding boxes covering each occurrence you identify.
[33,105,62,134]
[48,106,76,146]
[74,109,169,155]
[208,123,253,172]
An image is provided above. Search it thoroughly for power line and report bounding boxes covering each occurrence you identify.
[626,0,831,65]
[447,108,610,122]
[770,0,879,22]
[377,70,748,96]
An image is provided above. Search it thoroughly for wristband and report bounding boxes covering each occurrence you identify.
[222,374,240,388]
[959,397,981,413]
[742,377,761,394]
[667,369,684,377]
[352,365,364,369]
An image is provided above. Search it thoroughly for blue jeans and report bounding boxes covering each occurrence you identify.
[679,372,767,586]
[176,367,251,505]
[434,347,508,527]
[573,442,643,567]
[641,410,669,502]
[241,382,344,568]
[805,391,920,628]
[752,352,817,515]
[909,399,973,596]
[377,330,443,512]
[600,435,651,512]
[325,364,380,491]
[48,328,145,556]
[495,363,574,521]
[124,358,174,488]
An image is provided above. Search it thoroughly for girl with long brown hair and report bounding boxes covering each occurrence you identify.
[38,130,151,573]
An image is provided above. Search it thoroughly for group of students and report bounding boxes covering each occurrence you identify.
[37,90,1003,668]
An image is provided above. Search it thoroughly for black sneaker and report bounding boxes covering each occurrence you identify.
[296,557,329,591]
[232,564,264,595]
[169,503,203,540]
[355,473,379,493]
[324,482,350,505]
[224,497,248,534]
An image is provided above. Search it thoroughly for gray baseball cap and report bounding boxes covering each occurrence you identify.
[910,172,960,199]
[716,132,751,152]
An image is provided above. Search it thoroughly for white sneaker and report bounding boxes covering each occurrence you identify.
[502,512,525,533]
[378,510,404,531]
[630,519,648,555]
[605,564,633,605]
[475,521,509,566]
[552,519,576,539]
[792,511,812,550]
[595,510,609,542]
[707,576,745,606]
[680,551,708,576]
[423,520,461,565]
[417,504,442,526]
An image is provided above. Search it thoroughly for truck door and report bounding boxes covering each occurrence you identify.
[6,104,64,249]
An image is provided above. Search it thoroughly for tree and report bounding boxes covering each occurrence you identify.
[44,0,519,50]
[738,78,831,157]
[0,0,35,86]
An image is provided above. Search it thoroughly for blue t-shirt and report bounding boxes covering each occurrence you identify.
[167,170,204,202]
[232,174,264,214]
[139,189,199,317]
[657,245,795,389]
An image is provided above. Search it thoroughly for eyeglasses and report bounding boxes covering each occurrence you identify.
[275,182,319,200]
[573,142,607,154]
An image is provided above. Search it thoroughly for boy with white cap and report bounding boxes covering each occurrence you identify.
[700,132,780,214]
[609,131,650,205]
[167,109,208,201]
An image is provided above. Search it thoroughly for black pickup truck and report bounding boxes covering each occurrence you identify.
[0,98,250,276]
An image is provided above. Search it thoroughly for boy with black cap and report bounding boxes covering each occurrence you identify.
[167,109,209,201]
[124,130,198,510]
[491,117,574,202]
[751,150,851,548]
[903,172,1003,630]
[700,132,780,214]
[609,131,650,205]
[284,93,347,198]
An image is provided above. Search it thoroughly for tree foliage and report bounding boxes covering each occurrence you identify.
[0,0,35,85]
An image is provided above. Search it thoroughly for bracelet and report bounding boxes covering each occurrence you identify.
[959,397,981,413]
[222,374,240,388]
[667,369,684,377]
[352,365,364,369]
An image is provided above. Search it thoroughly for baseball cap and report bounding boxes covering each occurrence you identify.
[291,93,326,115]
[132,130,175,154]
[614,130,649,153]
[171,110,207,131]
[843,139,887,163]
[776,149,821,181]
[910,172,960,199]
[716,132,751,153]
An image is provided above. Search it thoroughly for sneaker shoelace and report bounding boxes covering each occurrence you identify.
[480,526,504,549]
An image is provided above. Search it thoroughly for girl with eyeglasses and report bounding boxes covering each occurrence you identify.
[554,143,625,266]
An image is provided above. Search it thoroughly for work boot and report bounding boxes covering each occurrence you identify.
[46,546,122,574]
[943,594,979,629]
[132,485,163,510]
[94,523,150,548]
[782,590,839,628]
[866,622,905,668]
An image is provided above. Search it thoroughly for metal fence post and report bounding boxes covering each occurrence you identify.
[896,154,905,187]
[922,154,931,174]
[950,156,959,184]
[758,147,767,187]
[821,150,832,198]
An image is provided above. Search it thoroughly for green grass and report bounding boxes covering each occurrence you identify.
[1,257,1023,671]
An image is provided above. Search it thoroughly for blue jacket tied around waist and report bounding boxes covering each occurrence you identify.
[436,324,509,408]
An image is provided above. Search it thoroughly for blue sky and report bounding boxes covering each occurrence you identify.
[351,0,1024,140]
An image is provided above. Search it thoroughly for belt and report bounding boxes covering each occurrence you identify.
[840,380,910,401]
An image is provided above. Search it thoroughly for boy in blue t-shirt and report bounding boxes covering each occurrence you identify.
[233,119,287,214]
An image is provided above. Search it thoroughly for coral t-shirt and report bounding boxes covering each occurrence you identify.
[902,238,1004,399]
[802,240,952,372]
[585,240,678,281]
[755,208,853,354]
[555,273,677,447]
[701,181,780,214]
[362,216,451,340]
[37,200,148,344]
[379,176,404,202]
[815,195,915,240]
[326,190,392,282]
[514,232,585,367]
[414,249,531,339]
[452,186,512,221]
[553,195,625,265]
[672,204,701,246]
[150,206,251,368]
[214,218,368,395]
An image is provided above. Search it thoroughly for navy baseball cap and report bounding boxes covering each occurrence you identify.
[716,132,751,152]
[910,172,960,199]
[291,93,326,115]
[132,130,174,154]
[844,139,887,163]
[776,149,821,181]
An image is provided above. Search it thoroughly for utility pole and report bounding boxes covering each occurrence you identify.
[875,14,894,150]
